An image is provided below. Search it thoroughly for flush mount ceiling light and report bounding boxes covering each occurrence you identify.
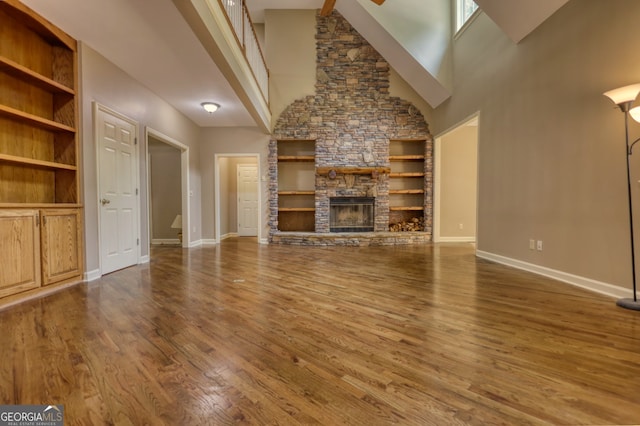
[201,102,220,113]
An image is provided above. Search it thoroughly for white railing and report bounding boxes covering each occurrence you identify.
[219,0,269,104]
[222,0,242,41]
[243,8,269,101]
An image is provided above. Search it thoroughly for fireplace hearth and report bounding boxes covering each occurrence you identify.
[330,197,375,232]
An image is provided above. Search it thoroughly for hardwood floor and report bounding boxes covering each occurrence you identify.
[1,239,640,425]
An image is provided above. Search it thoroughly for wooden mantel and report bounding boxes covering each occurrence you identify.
[316,166,391,175]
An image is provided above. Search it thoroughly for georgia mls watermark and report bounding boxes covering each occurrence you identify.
[0,405,63,426]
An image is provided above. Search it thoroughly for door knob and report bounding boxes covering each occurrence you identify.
[101,198,111,206]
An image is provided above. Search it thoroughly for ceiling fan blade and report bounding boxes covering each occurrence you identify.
[320,0,337,16]
[370,0,386,4]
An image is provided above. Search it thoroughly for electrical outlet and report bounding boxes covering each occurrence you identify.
[459,223,464,230]
[529,239,535,250]
[536,240,543,251]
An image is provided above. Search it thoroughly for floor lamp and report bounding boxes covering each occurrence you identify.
[604,83,640,311]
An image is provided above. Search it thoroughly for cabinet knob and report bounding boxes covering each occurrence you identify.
[100,198,111,206]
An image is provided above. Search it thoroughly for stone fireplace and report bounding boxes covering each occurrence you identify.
[330,197,375,232]
[315,169,389,232]
[269,10,433,245]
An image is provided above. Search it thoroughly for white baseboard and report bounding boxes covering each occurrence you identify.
[201,239,217,246]
[437,236,476,243]
[260,237,269,244]
[189,239,202,247]
[84,269,101,282]
[139,255,150,264]
[221,232,239,240]
[476,250,636,300]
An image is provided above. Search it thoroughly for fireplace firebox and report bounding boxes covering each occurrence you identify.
[329,197,375,232]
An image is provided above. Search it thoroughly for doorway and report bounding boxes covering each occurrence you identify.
[434,115,479,243]
[146,128,189,249]
[215,154,261,242]
[95,103,140,274]
[237,163,259,236]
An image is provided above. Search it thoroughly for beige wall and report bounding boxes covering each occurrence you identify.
[265,10,317,127]
[439,124,477,239]
[431,0,640,289]
[265,9,434,127]
[149,138,182,241]
[199,127,270,240]
[80,44,201,274]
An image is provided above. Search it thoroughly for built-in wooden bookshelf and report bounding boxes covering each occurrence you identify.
[389,139,426,218]
[0,0,83,302]
[277,139,316,231]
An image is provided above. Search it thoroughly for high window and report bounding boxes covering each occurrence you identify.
[456,0,479,32]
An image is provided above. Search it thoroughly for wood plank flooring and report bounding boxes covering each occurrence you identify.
[1,238,640,425]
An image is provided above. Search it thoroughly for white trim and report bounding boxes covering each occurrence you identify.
[214,154,262,244]
[145,127,190,250]
[189,239,203,248]
[201,239,218,246]
[83,269,101,282]
[454,4,481,39]
[221,232,239,240]
[433,112,480,244]
[260,237,269,244]
[139,255,150,264]
[434,112,480,138]
[439,236,476,243]
[476,250,635,300]
[93,102,141,275]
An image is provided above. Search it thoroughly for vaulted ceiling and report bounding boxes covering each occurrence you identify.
[20,0,569,129]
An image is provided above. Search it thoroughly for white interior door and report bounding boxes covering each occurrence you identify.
[96,105,139,274]
[237,164,258,237]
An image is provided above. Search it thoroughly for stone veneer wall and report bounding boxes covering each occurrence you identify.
[269,11,433,239]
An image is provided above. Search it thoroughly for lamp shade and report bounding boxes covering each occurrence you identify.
[170,214,182,229]
[630,106,640,123]
[603,83,640,105]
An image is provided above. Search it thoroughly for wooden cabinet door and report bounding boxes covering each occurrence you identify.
[0,210,41,297]
[41,209,82,285]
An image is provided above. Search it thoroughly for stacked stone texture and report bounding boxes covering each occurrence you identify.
[268,140,279,232]
[271,232,431,247]
[269,11,433,243]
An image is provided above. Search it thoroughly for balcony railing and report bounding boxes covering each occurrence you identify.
[218,0,269,105]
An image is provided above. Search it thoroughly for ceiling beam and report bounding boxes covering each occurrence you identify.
[320,0,336,16]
